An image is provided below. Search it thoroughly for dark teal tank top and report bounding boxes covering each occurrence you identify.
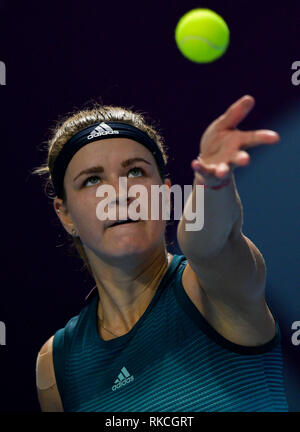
[52,254,288,412]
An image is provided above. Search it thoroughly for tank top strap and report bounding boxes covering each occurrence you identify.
[158,253,187,291]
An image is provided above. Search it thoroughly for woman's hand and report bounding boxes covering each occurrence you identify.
[191,95,280,184]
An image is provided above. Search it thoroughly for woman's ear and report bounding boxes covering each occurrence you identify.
[53,198,77,236]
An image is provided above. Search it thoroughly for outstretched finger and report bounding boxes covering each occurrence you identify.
[240,129,280,147]
[214,95,255,131]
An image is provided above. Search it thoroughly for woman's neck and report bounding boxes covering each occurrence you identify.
[90,249,172,339]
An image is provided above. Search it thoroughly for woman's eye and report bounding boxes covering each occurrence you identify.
[82,168,143,187]
[83,176,101,187]
[128,167,144,178]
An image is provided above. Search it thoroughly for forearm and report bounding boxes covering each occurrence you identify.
[177,172,243,259]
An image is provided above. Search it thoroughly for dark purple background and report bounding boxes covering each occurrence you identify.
[0,0,299,412]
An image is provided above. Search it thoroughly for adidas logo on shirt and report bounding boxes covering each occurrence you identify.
[112,366,134,391]
[87,122,120,139]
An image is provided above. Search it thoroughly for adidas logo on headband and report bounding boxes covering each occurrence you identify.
[87,122,120,140]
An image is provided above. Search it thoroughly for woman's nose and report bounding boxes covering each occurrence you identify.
[107,176,133,209]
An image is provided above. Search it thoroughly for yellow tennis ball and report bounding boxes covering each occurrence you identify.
[175,8,230,63]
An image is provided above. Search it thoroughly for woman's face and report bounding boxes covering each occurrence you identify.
[55,138,170,261]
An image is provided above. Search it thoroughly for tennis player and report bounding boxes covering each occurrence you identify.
[34,95,288,412]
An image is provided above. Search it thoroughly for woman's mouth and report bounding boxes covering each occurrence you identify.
[108,219,140,228]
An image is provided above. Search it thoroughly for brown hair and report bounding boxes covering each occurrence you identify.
[32,101,169,276]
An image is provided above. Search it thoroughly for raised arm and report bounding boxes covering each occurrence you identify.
[177,95,279,346]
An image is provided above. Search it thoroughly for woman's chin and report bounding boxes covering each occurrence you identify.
[108,242,148,257]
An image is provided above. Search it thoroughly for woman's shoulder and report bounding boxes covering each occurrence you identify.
[36,335,64,411]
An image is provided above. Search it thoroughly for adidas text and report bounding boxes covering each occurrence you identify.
[112,375,134,391]
[88,122,119,139]
[112,367,134,391]
[88,130,120,139]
